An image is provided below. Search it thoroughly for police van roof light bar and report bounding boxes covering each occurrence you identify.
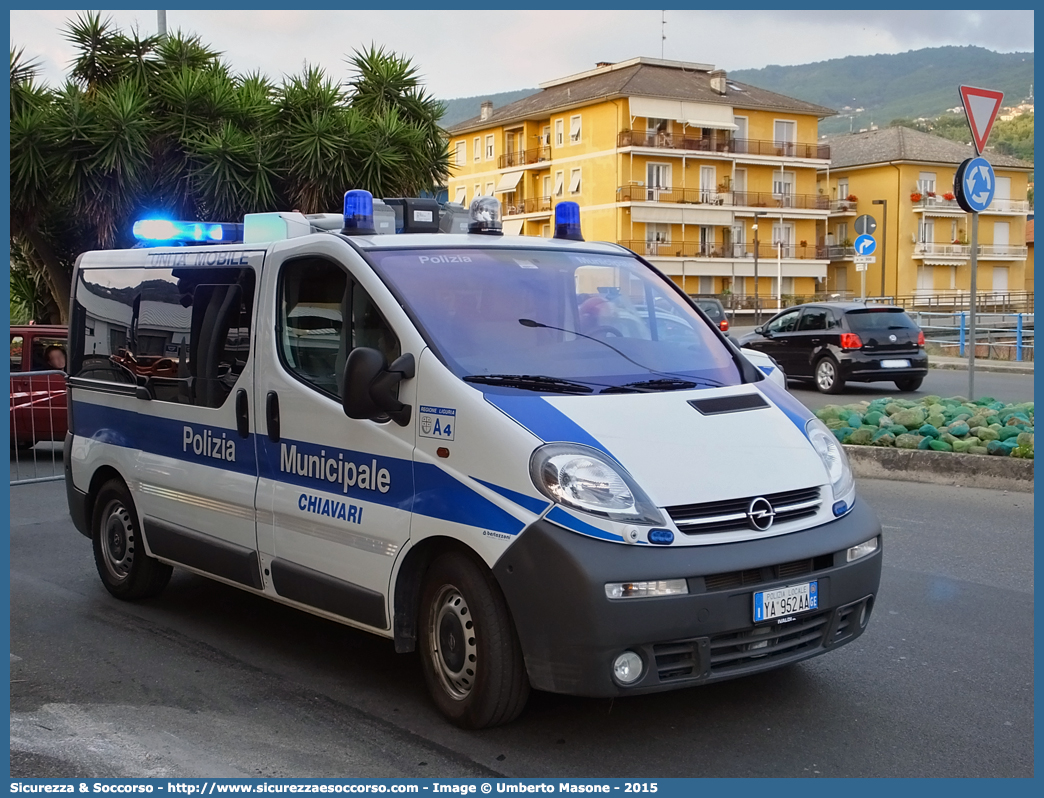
[132,219,244,245]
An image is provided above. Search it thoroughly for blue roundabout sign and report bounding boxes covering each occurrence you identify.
[954,157,996,214]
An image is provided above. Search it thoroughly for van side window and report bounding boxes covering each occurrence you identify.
[71,266,255,407]
[278,257,400,399]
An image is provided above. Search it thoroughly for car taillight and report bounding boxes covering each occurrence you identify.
[840,332,863,350]
[917,330,925,346]
[719,319,729,332]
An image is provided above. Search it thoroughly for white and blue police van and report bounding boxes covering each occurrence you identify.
[65,192,882,728]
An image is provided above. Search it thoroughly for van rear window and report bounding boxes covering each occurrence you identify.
[71,265,255,407]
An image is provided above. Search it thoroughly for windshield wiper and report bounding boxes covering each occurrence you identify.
[463,374,594,394]
[601,378,712,394]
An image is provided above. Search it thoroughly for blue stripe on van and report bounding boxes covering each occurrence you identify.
[415,465,525,536]
[472,478,551,515]
[546,506,623,542]
[483,393,614,457]
[71,399,524,536]
[72,400,259,474]
[757,379,814,439]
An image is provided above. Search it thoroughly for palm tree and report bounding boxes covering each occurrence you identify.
[11,17,450,322]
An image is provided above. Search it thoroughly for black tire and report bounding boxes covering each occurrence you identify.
[814,356,845,394]
[91,479,172,600]
[894,377,923,392]
[418,551,530,729]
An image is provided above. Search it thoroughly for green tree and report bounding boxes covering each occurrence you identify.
[10,14,450,323]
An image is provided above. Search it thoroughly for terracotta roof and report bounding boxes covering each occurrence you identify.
[824,126,1033,170]
[447,60,836,135]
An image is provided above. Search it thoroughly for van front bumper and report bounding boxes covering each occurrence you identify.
[492,498,882,697]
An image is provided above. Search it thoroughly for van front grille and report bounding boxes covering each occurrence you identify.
[667,486,823,535]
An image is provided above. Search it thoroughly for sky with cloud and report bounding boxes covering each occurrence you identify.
[10,9,1034,99]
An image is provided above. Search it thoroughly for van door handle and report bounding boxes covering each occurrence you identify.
[236,389,249,438]
[266,391,280,442]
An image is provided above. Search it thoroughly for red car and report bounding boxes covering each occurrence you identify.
[10,325,68,447]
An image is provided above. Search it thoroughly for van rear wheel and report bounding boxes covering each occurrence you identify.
[91,479,172,600]
[419,552,529,729]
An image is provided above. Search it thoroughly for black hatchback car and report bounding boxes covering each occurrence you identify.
[738,303,928,393]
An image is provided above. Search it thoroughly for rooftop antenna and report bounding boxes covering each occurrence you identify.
[661,11,666,59]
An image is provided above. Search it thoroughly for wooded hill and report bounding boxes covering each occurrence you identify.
[729,46,1033,138]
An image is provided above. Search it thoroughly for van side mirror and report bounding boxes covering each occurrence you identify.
[342,348,415,427]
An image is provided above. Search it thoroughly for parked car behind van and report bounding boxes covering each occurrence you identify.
[10,324,68,447]
[739,303,928,393]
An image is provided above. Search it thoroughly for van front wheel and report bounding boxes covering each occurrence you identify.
[419,552,529,729]
[91,479,172,600]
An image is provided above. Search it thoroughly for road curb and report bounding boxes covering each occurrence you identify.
[929,362,1034,375]
[844,445,1034,492]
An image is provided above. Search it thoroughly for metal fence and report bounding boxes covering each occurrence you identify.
[10,369,67,485]
[909,311,1035,362]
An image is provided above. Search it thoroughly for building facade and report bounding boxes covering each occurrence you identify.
[446,58,835,305]
[818,127,1033,304]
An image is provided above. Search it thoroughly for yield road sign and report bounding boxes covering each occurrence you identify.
[854,215,877,236]
[955,157,996,214]
[854,234,877,256]
[959,85,1004,155]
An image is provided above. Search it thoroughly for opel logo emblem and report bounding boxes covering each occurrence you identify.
[889,334,897,342]
[447,633,456,652]
[747,497,776,531]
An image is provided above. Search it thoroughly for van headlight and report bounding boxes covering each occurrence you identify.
[530,443,665,526]
[806,418,855,502]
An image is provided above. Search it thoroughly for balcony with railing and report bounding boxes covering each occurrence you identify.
[497,146,551,169]
[620,240,824,260]
[617,130,830,160]
[503,196,553,217]
[617,184,828,211]
[828,199,858,214]
[913,243,972,258]
[817,245,856,261]
[984,197,1031,214]
[978,244,1029,258]
[912,195,1031,215]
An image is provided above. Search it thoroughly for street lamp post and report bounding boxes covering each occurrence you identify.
[872,199,887,298]
[753,212,761,325]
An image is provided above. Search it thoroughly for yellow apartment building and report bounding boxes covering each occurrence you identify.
[445,57,835,304]
[818,127,1033,304]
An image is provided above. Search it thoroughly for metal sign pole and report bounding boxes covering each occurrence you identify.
[968,212,978,400]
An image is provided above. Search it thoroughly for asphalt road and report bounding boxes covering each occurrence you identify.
[788,368,1035,412]
[9,476,1034,778]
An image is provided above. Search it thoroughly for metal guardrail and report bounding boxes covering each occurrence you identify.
[11,369,67,485]
[909,311,1035,362]
[887,291,1034,314]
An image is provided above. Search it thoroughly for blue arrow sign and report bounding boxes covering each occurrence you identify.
[956,156,996,213]
[854,234,877,256]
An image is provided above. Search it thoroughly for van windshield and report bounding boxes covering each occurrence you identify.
[367,248,741,392]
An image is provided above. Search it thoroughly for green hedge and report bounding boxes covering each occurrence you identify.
[815,396,1033,459]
